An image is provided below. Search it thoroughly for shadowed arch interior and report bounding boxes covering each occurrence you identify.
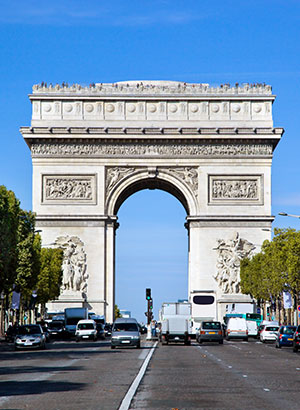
[113,178,190,215]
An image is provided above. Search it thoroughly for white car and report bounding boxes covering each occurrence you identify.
[260,325,279,343]
[75,319,97,342]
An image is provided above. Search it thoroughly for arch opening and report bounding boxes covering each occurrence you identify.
[115,189,188,323]
[112,177,190,216]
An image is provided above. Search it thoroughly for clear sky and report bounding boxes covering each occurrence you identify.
[1,0,300,322]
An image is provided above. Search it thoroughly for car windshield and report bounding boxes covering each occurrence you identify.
[78,323,94,330]
[281,326,296,334]
[202,322,221,330]
[113,323,138,332]
[48,321,64,329]
[18,325,41,335]
[265,326,279,332]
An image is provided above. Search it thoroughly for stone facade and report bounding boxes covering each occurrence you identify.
[21,80,283,324]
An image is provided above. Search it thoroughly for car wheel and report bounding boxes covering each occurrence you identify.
[111,345,115,349]
[136,342,141,349]
[293,345,298,353]
[244,337,248,342]
[76,337,80,343]
[219,339,223,344]
[198,339,203,344]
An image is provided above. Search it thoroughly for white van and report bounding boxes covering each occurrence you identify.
[246,320,258,338]
[75,319,97,342]
[225,317,248,341]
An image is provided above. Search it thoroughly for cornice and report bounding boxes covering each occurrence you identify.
[20,126,284,137]
[31,81,274,98]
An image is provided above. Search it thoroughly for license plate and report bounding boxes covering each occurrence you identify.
[208,332,216,334]
[288,338,293,341]
[121,340,130,343]
[82,335,89,339]
[25,342,33,346]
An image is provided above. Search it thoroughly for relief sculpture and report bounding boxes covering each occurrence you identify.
[32,142,273,158]
[167,167,198,197]
[44,176,93,201]
[106,167,135,194]
[212,179,258,199]
[55,236,88,293]
[214,232,255,294]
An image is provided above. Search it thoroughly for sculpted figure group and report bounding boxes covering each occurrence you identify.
[214,232,255,294]
[55,236,88,293]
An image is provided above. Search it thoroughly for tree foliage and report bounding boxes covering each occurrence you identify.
[240,228,300,306]
[36,247,63,304]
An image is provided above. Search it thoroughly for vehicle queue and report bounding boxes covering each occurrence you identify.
[4,308,300,354]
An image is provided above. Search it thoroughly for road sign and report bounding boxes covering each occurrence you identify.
[298,305,300,312]
[257,308,261,314]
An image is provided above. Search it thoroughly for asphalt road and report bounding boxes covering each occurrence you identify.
[0,338,299,410]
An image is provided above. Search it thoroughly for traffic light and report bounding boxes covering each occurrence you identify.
[149,298,153,310]
[146,288,151,300]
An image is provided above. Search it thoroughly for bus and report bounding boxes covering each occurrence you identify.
[224,313,263,327]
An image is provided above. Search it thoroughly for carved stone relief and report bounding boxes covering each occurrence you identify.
[106,167,135,195]
[209,175,262,204]
[55,236,88,293]
[42,175,96,204]
[32,142,273,158]
[214,232,255,294]
[166,167,198,197]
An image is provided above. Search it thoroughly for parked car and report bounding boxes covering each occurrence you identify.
[111,318,141,349]
[258,320,279,339]
[196,321,223,344]
[225,317,248,341]
[293,325,300,352]
[260,325,279,343]
[14,324,46,350]
[75,319,97,342]
[275,325,296,348]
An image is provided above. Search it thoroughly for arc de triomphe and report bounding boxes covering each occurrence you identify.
[21,81,283,324]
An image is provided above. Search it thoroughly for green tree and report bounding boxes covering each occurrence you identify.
[114,304,122,319]
[36,247,63,304]
[0,186,21,294]
[15,211,41,305]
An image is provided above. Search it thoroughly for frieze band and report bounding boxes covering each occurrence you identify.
[32,142,273,158]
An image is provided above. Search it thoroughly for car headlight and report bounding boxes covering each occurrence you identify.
[16,338,21,343]
[132,336,140,340]
[36,337,42,342]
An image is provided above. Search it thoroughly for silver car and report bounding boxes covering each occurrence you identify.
[14,324,46,350]
[111,318,141,349]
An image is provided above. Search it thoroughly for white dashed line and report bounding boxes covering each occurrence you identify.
[264,388,270,392]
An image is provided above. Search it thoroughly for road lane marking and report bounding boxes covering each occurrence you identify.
[118,341,158,410]
[264,388,270,392]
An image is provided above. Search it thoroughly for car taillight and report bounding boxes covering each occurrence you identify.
[279,335,282,339]
[218,331,222,335]
[246,330,248,335]
[200,331,205,335]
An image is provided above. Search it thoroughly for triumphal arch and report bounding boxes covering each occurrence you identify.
[21,81,283,324]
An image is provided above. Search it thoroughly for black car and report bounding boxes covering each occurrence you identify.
[293,325,300,352]
[47,320,65,339]
[5,324,19,342]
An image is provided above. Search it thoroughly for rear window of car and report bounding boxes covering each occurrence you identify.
[202,322,221,330]
[280,326,296,334]
[78,323,94,330]
[265,326,279,331]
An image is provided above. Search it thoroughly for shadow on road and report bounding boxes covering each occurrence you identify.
[0,380,85,396]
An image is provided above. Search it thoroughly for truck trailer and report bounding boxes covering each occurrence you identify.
[159,302,192,345]
[64,307,89,337]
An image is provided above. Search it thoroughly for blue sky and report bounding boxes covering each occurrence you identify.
[1,0,300,322]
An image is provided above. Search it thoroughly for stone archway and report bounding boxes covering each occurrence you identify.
[21,80,283,325]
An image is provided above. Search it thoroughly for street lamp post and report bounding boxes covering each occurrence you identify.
[278,212,300,219]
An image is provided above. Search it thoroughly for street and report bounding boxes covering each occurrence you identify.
[0,338,299,410]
